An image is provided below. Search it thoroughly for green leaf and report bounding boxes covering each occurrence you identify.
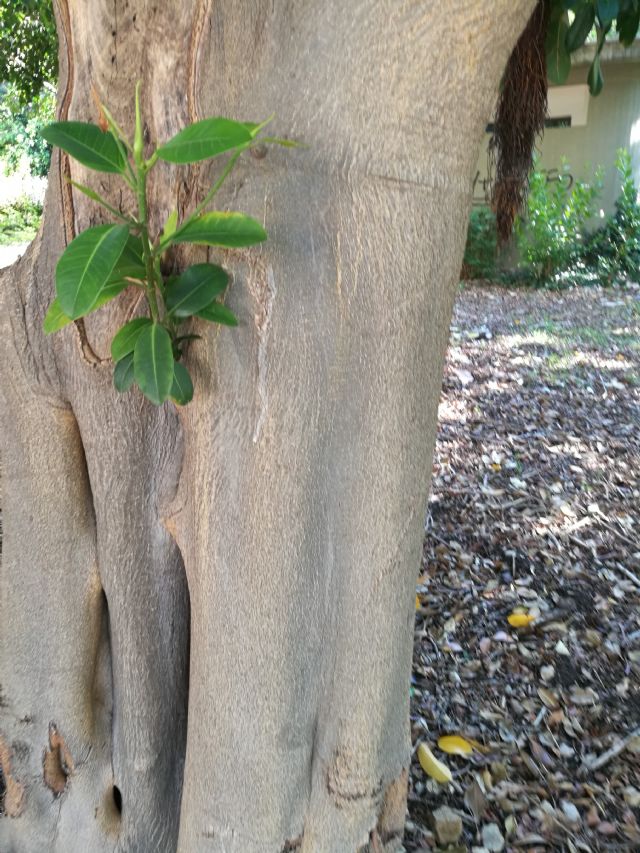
[588,52,605,94]
[166,263,229,317]
[196,301,239,326]
[156,118,252,164]
[109,234,146,282]
[133,323,174,405]
[546,13,572,84]
[42,121,127,173]
[618,6,640,44]
[93,280,130,310]
[56,224,131,319]
[113,352,135,392]
[172,212,267,248]
[566,2,596,51]
[596,0,619,25]
[161,210,178,241]
[111,317,152,361]
[171,361,194,405]
[43,298,72,334]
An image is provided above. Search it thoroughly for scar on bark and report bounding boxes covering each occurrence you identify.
[0,734,26,817]
[353,769,408,852]
[43,722,74,796]
[326,745,384,810]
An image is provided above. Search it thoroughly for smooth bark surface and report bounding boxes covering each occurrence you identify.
[1,1,535,850]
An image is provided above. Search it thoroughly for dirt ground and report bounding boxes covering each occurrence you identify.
[406,284,640,852]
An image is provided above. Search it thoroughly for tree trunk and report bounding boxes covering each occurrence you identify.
[0,1,535,850]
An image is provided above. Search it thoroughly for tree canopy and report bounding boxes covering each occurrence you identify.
[0,0,57,104]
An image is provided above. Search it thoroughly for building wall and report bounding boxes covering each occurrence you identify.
[473,51,640,214]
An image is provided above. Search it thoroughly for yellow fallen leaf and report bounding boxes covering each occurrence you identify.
[415,594,421,610]
[437,734,474,756]
[507,612,536,628]
[417,742,452,784]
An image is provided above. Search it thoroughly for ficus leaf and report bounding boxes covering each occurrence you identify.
[133,323,174,405]
[417,743,452,785]
[111,317,152,361]
[113,352,135,392]
[108,234,146,283]
[43,298,73,334]
[157,118,252,164]
[171,361,194,406]
[161,210,179,241]
[566,1,596,51]
[56,224,131,319]
[196,301,239,326]
[546,13,572,84]
[171,212,267,248]
[437,735,474,757]
[507,612,536,628]
[596,0,619,25]
[42,121,128,173]
[166,263,229,317]
[618,5,640,44]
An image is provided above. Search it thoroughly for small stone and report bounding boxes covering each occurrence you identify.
[597,821,617,836]
[555,640,570,656]
[432,805,463,845]
[570,686,598,706]
[482,822,505,852]
[624,786,640,807]
[540,665,555,682]
[561,801,581,824]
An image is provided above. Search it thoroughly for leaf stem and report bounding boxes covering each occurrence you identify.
[134,167,160,323]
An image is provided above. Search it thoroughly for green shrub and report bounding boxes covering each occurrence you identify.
[514,158,603,286]
[581,149,640,286]
[0,197,43,245]
[461,207,498,279]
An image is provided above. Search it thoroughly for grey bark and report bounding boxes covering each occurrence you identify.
[0,1,535,850]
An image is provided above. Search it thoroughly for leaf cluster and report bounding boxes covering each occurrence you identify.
[43,85,295,405]
[547,0,639,94]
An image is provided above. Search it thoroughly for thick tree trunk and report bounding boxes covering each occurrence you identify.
[0,1,535,850]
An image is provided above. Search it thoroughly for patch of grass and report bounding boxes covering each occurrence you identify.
[0,198,42,245]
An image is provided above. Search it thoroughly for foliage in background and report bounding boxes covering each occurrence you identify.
[582,148,640,285]
[462,209,499,279]
[490,0,638,242]
[42,85,296,406]
[547,0,640,96]
[515,158,604,285]
[0,0,57,104]
[463,150,640,289]
[0,82,55,177]
[0,197,42,245]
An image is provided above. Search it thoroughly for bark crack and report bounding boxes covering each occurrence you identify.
[54,0,105,365]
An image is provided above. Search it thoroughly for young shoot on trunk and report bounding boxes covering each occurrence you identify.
[41,83,297,405]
